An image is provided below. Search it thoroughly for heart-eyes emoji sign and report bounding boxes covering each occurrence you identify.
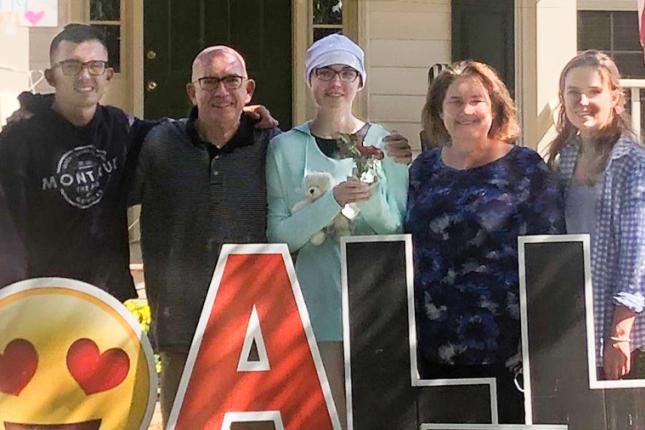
[0,278,156,430]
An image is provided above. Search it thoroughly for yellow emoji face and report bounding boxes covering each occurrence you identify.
[0,278,156,430]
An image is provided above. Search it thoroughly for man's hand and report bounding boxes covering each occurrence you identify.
[333,178,371,206]
[243,105,279,129]
[5,107,33,125]
[384,131,412,165]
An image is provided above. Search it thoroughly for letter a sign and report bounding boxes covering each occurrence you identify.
[167,244,341,430]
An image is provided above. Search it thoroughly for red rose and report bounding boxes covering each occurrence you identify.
[357,145,384,160]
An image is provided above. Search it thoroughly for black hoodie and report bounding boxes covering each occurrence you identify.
[0,100,153,301]
[0,182,26,286]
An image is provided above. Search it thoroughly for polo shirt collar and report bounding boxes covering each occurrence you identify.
[186,106,255,153]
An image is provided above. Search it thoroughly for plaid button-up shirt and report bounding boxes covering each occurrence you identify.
[558,133,645,363]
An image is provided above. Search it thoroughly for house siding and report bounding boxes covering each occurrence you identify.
[364,0,452,153]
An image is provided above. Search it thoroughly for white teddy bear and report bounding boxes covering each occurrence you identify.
[291,171,352,246]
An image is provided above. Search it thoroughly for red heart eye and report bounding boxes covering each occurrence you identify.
[66,338,130,395]
[0,338,38,396]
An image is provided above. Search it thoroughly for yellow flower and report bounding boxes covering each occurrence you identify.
[124,299,151,332]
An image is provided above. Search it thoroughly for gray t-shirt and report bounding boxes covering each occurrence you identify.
[565,176,602,245]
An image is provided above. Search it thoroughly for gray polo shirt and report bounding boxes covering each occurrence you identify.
[131,110,280,352]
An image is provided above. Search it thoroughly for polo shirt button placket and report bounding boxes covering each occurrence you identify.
[211,156,221,184]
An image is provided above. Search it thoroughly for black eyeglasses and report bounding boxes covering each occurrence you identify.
[314,67,359,83]
[53,60,109,76]
[195,75,246,91]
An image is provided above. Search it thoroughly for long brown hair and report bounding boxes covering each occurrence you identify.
[546,50,630,166]
[421,60,520,147]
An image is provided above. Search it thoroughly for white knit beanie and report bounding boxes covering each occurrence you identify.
[304,33,366,86]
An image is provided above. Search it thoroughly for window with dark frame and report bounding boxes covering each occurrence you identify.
[89,0,121,73]
[578,10,645,132]
[578,10,644,78]
[313,0,343,42]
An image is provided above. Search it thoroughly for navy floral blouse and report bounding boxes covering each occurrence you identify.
[405,146,565,366]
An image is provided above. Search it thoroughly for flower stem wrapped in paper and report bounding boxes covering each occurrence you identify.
[335,131,385,184]
[334,130,386,221]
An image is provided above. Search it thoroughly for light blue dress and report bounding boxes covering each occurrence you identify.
[266,122,408,341]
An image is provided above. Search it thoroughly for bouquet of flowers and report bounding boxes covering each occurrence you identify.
[335,132,384,184]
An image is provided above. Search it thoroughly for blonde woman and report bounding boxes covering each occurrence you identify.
[548,50,645,380]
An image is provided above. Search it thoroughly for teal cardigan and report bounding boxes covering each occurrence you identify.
[266,121,408,341]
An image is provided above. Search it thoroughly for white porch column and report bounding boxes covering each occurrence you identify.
[515,0,577,152]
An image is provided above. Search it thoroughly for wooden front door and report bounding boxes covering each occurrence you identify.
[144,0,292,129]
[451,0,515,94]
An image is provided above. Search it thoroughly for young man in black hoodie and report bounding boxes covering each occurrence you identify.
[0,24,149,300]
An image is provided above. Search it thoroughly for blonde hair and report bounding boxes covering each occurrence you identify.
[421,60,520,146]
[546,50,630,166]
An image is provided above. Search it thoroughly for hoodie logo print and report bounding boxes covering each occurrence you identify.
[41,145,118,209]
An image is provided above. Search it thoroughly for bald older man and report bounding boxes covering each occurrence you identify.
[130,46,281,422]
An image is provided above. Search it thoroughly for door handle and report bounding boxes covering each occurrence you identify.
[146,50,157,60]
[146,81,158,92]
